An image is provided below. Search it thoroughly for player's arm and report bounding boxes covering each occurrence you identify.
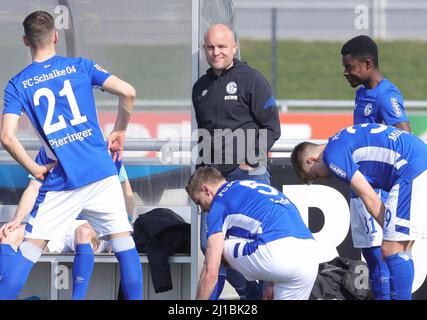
[102,75,135,131]
[196,232,224,300]
[117,161,136,222]
[378,90,411,133]
[0,114,55,180]
[121,179,136,223]
[13,179,41,225]
[101,75,136,160]
[349,170,385,227]
[0,179,41,237]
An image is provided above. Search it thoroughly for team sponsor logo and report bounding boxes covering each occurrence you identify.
[94,64,108,73]
[390,97,402,117]
[226,81,237,94]
[202,89,208,96]
[328,163,347,178]
[364,103,372,116]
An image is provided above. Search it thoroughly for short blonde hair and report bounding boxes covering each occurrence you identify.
[185,167,225,198]
[290,142,317,184]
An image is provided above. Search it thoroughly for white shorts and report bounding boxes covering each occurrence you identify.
[25,175,132,241]
[223,237,319,300]
[383,170,427,241]
[350,196,383,248]
[46,220,111,254]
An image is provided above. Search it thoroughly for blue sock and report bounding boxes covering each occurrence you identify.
[0,242,42,300]
[72,244,94,300]
[362,247,390,300]
[209,275,226,300]
[385,251,414,300]
[0,244,17,276]
[112,236,143,300]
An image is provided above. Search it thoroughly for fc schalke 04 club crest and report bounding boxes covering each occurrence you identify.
[226,81,237,94]
[364,103,372,116]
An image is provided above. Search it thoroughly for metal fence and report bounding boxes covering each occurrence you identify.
[232,0,427,99]
[94,98,427,113]
[233,0,427,41]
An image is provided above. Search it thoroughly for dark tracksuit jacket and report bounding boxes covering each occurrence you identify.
[192,58,281,176]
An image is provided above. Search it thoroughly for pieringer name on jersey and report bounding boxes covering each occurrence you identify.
[49,128,93,149]
[22,65,76,88]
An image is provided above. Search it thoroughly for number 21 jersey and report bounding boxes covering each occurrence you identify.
[3,55,117,191]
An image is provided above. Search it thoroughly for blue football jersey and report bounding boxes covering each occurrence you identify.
[3,55,117,190]
[32,147,128,191]
[354,79,408,126]
[207,180,313,256]
[323,123,427,191]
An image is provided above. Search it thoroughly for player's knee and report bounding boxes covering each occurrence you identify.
[0,227,24,247]
[75,224,95,244]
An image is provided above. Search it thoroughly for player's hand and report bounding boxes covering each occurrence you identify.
[262,281,275,300]
[239,163,254,171]
[108,130,126,161]
[0,220,22,238]
[32,161,57,181]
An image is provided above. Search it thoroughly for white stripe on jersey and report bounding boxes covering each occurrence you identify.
[352,146,404,167]
[395,217,411,227]
[222,213,263,237]
[394,159,408,170]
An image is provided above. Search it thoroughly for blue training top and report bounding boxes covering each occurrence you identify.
[323,123,427,191]
[354,79,408,126]
[207,180,313,257]
[352,79,408,199]
[3,55,116,191]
